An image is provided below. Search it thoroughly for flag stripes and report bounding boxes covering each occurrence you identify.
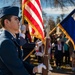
[24,9,44,39]
[26,1,43,26]
[22,0,44,40]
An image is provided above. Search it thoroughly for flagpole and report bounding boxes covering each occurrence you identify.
[42,24,58,75]
[21,0,24,24]
[23,49,34,61]
[49,27,56,35]
[42,37,50,75]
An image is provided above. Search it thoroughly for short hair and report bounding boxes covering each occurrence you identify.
[1,15,13,27]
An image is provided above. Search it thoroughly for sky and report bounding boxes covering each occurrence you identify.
[0,0,20,8]
[43,6,75,15]
[40,0,75,15]
[0,0,75,21]
[43,6,75,21]
[40,0,75,21]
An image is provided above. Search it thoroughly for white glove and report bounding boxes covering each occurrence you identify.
[37,41,42,47]
[35,52,43,57]
[37,63,46,73]
[52,43,55,47]
[49,64,53,71]
[35,45,39,52]
[19,33,25,39]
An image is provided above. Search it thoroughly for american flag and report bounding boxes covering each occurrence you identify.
[22,0,44,41]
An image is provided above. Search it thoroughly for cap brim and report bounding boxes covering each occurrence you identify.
[18,17,21,21]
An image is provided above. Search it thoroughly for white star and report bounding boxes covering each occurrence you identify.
[72,13,75,20]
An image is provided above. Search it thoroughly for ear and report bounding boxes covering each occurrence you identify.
[4,19,10,25]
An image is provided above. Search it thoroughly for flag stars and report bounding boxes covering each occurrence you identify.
[72,13,75,20]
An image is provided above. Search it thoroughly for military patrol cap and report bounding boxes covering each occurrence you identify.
[1,6,19,18]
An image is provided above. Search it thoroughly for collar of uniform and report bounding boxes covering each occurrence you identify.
[5,30,16,39]
[3,30,20,46]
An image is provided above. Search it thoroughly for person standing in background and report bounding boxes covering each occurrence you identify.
[19,21,36,63]
[24,20,32,43]
[63,40,70,66]
[54,38,63,69]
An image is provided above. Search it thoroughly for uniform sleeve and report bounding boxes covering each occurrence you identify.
[0,40,30,75]
[22,42,35,50]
